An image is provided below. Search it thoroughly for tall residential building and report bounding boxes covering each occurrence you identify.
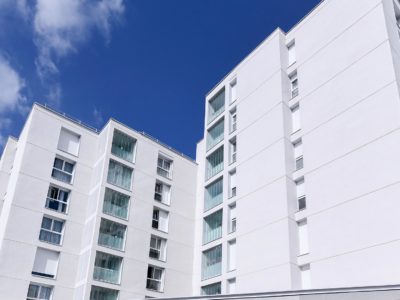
[193,0,400,295]
[1,0,400,299]
[0,104,197,299]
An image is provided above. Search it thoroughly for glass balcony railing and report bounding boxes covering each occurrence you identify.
[98,233,124,251]
[202,262,222,280]
[93,266,120,284]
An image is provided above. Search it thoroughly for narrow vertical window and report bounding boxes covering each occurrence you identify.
[291,104,301,133]
[228,203,236,233]
[297,219,309,255]
[227,239,236,271]
[229,137,237,164]
[296,178,306,211]
[227,278,236,294]
[229,169,237,198]
[230,108,237,133]
[154,181,171,205]
[229,78,237,104]
[293,139,303,171]
[289,71,299,98]
[287,40,296,66]
[152,207,169,232]
[149,235,167,261]
[300,264,311,289]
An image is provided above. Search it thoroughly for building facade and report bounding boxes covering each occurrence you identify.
[1,0,400,299]
[193,0,400,295]
[0,104,197,299]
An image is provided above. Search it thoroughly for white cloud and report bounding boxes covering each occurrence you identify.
[33,0,125,81]
[0,55,27,113]
[0,117,12,148]
[92,107,104,126]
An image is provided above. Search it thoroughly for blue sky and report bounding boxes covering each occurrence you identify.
[0,0,321,158]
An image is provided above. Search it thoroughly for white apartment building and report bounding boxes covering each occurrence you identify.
[0,104,197,299]
[1,0,400,299]
[193,0,400,296]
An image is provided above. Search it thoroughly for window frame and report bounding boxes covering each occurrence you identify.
[39,216,65,246]
[27,283,53,300]
[51,156,75,184]
[45,185,70,214]
[146,265,165,292]
[157,155,173,179]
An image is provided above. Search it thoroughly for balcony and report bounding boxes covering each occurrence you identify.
[93,266,121,284]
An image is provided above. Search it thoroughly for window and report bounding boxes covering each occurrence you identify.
[207,118,224,151]
[203,210,222,244]
[111,129,137,162]
[107,160,133,190]
[39,216,64,245]
[208,88,225,123]
[287,40,296,66]
[149,235,167,261]
[300,264,311,289]
[291,104,301,133]
[157,155,173,179]
[230,108,237,133]
[202,245,222,280]
[204,178,223,211]
[297,219,309,255]
[57,128,80,156]
[154,181,171,205]
[206,146,224,180]
[227,278,236,294]
[103,188,130,220]
[45,185,69,214]
[27,283,53,300]
[289,71,299,98]
[227,239,236,271]
[229,137,237,164]
[230,78,237,104]
[152,208,169,232]
[296,178,306,211]
[201,282,221,295]
[146,265,165,292]
[51,157,75,183]
[98,218,127,251]
[229,169,237,198]
[228,203,236,233]
[93,252,123,284]
[90,286,119,300]
[32,248,59,279]
[293,139,303,171]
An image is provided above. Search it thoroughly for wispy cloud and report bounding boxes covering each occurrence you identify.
[32,0,125,104]
[0,117,12,148]
[0,55,27,113]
